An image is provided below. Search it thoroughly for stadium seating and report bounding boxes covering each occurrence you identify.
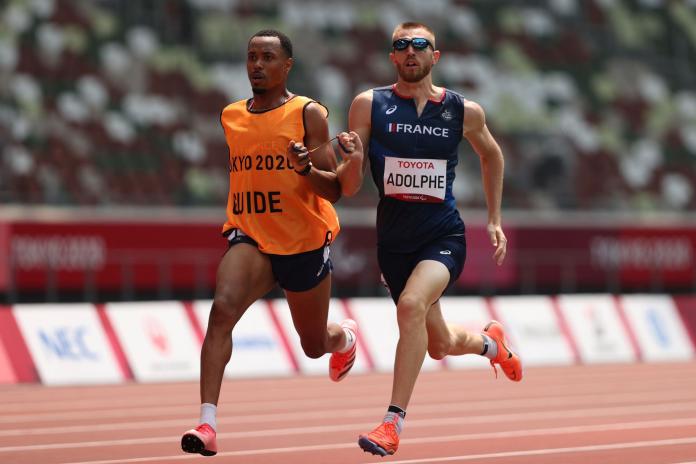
[1,0,694,210]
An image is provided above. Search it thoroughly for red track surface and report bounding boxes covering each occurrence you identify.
[1,363,696,464]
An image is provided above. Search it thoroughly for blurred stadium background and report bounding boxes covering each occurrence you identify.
[1,0,696,303]
[3,4,696,462]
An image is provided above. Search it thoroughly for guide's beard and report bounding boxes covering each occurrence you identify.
[251,87,266,95]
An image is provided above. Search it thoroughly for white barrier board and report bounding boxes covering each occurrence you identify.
[106,301,200,382]
[556,294,636,363]
[620,294,694,362]
[491,296,576,366]
[13,304,123,385]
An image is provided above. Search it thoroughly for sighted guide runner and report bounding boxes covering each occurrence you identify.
[180,29,364,457]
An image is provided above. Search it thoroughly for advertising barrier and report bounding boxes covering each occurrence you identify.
[12,303,124,385]
[1,294,694,385]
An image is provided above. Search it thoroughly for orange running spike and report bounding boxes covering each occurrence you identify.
[358,416,400,456]
[483,320,523,382]
[329,319,358,382]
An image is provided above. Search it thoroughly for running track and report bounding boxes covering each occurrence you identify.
[1,363,696,464]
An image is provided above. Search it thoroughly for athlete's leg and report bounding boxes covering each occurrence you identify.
[390,259,449,409]
[183,242,276,456]
[425,301,484,360]
[358,259,448,457]
[285,274,345,358]
[200,243,276,405]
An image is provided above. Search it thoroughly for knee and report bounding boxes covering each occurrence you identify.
[209,292,245,332]
[396,293,427,330]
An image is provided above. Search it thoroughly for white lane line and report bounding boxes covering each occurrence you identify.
[1,398,696,439]
[1,388,695,425]
[1,375,693,415]
[3,415,696,453]
[0,374,688,410]
[57,436,696,464]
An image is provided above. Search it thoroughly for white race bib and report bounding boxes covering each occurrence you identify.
[383,156,446,203]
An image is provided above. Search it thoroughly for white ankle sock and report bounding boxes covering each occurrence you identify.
[383,411,404,434]
[338,326,356,353]
[481,334,498,360]
[200,403,217,431]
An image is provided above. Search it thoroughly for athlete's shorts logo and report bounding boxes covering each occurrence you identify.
[316,245,331,276]
[386,105,397,115]
[440,250,452,255]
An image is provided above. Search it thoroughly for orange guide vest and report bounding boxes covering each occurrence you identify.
[221,95,340,255]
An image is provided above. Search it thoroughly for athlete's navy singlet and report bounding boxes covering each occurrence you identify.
[369,85,466,252]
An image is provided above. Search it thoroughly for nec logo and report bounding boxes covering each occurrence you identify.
[39,327,99,360]
[387,123,449,137]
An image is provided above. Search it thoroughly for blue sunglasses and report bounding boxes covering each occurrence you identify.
[392,37,433,51]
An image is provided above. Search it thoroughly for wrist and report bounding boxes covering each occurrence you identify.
[295,162,312,176]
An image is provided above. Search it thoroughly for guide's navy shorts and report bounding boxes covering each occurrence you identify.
[225,228,332,292]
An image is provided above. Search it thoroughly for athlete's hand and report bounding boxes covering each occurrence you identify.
[288,140,311,173]
[488,223,507,266]
[337,131,363,164]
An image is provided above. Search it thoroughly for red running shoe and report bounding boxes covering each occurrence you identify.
[181,423,217,456]
[329,319,358,382]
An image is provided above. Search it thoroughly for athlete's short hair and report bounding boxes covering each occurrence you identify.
[392,22,436,48]
[249,29,293,58]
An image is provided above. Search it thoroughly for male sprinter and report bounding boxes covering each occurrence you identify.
[180,29,363,456]
[342,22,523,456]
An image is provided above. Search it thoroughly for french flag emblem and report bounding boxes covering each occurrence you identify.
[387,123,396,132]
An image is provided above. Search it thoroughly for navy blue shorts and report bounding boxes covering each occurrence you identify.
[378,234,466,304]
[225,229,332,292]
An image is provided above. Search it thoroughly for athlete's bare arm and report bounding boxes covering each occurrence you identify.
[462,100,507,266]
[287,102,341,203]
[340,89,373,197]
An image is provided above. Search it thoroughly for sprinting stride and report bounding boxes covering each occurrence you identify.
[341,22,523,456]
[180,29,363,457]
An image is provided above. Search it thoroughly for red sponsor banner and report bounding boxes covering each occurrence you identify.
[2,221,387,295]
[514,226,696,291]
[616,228,696,286]
[1,219,695,294]
[514,227,615,288]
[5,222,221,292]
[458,224,518,289]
